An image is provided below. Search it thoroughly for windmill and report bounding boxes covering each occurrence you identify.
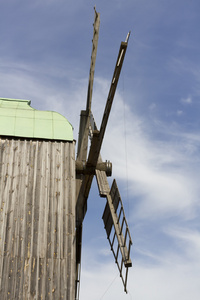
[0,8,132,300]
[75,8,132,298]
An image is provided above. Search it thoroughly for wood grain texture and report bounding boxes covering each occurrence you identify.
[0,138,76,299]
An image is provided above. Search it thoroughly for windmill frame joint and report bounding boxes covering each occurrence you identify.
[76,160,112,176]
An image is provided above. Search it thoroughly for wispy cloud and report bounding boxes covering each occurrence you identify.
[1,3,200,299]
[166,226,200,260]
[94,81,200,221]
[177,109,183,115]
[181,96,192,104]
[78,76,200,299]
[80,222,200,300]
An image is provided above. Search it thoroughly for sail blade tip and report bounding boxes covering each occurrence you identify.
[125,31,131,43]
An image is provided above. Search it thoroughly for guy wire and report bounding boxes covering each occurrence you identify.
[122,70,130,222]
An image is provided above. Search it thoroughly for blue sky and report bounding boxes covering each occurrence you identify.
[1,0,200,299]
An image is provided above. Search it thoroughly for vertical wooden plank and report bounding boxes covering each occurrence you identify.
[0,138,76,299]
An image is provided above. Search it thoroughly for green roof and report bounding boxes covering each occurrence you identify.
[0,98,73,141]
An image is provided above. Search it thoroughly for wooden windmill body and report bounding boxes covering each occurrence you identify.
[0,9,132,300]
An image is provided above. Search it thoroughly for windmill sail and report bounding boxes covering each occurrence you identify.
[75,8,100,299]
[76,32,131,221]
[75,9,132,297]
[102,180,132,292]
[90,114,132,293]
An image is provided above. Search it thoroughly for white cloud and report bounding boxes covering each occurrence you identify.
[94,86,200,220]
[177,109,183,115]
[80,237,200,300]
[1,63,199,220]
[80,223,200,300]
[166,226,200,261]
[131,262,200,300]
[78,77,200,299]
[181,96,192,104]
[1,60,200,300]
[1,2,200,300]
[0,58,88,141]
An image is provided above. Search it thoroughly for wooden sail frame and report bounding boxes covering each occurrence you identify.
[75,8,132,298]
[0,9,132,300]
[75,8,100,299]
[91,114,132,293]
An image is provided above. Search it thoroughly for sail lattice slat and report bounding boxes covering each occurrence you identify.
[101,179,132,292]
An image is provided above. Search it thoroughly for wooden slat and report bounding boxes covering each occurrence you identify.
[101,177,132,292]
[102,202,113,238]
[0,138,76,299]
[96,169,110,197]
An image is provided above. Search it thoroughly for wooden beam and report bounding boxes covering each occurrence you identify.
[76,10,100,163]
[75,12,100,298]
[76,35,130,224]
[86,8,100,113]
[76,160,112,176]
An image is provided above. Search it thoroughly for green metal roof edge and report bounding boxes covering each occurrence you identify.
[0,97,73,141]
[0,97,31,103]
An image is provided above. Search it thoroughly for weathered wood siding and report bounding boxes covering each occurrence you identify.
[0,138,76,299]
